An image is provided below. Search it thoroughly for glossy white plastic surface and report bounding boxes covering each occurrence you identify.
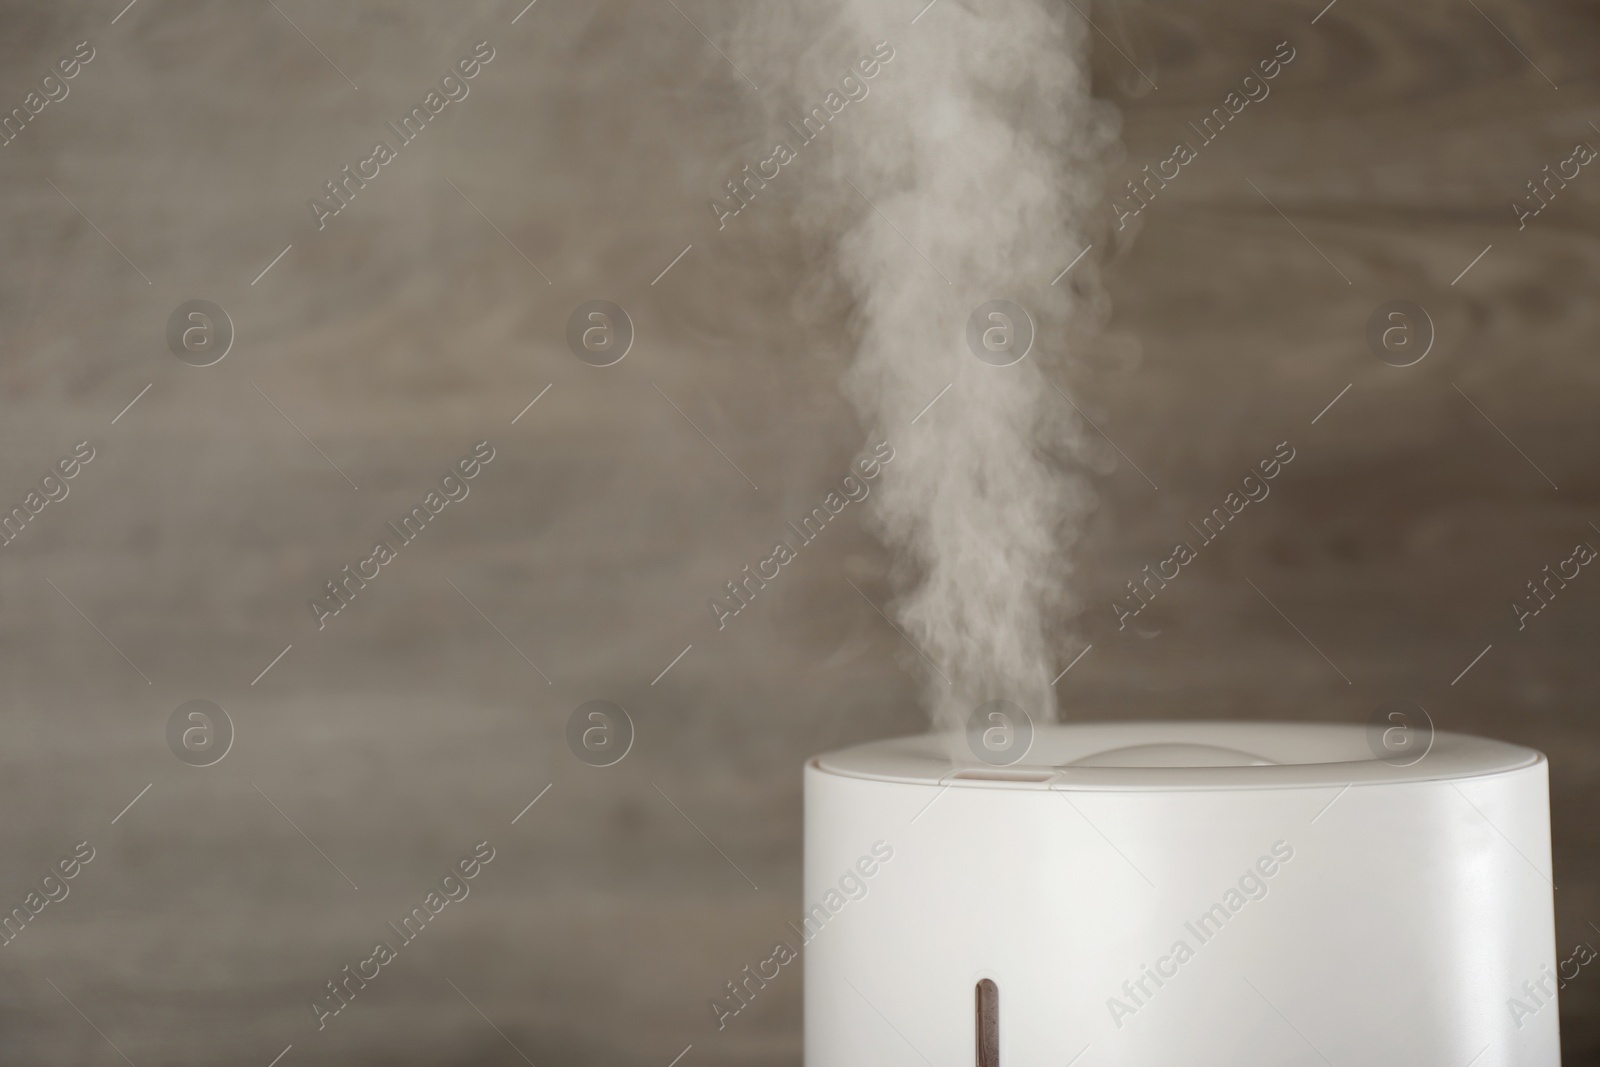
[804,722,1558,1066]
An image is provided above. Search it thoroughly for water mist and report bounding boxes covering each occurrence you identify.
[737,0,1118,739]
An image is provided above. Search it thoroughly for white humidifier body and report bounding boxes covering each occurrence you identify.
[803,722,1558,1066]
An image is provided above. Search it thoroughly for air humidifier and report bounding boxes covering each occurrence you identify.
[803,721,1558,1065]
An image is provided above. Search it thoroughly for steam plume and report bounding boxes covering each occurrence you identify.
[739,0,1120,735]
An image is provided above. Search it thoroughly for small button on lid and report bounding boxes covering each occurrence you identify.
[1065,742,1276,768]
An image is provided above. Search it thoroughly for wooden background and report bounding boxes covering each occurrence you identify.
[0,0,1594,1063]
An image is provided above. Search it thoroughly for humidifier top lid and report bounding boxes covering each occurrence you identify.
[812,720,1543,791]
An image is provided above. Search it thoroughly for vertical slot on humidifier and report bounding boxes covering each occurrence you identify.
[975,978,999,1066]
